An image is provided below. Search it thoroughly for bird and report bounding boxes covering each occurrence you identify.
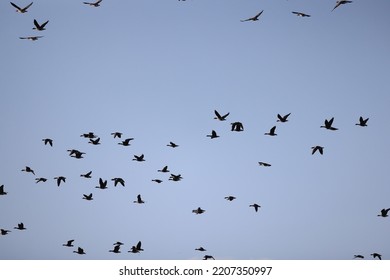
[224,196,236,201]
[109,245,121,253]
[371,253,382,260]
[21,166,35,175]
[111,177,125,187]
[167,141,179,148]
[356,116,369,127]
[35,177,47,183]
[95,178,108,189]
[33,19,49,31]
[231,122,244,132]
[321,117,338,130]
[88,137,101,145]
[250,203,261,212]
[111,132,122,138]
[195,247,206,252]
[377,208,390,217]
[1,229,11,235]
[292,12,311,17]
[128,241,143,253]
[207,130,219,139]
[10,2,33,13]
[0,185,7,195]
[73,247,86,255]
[152,179,163,183]
[169,174,183,181]
[83,193,93,201]
[83,0,102,7]
[277,113,291,122]
[80,132,97,138]
[62,240,75,247]
[113,241,124,246]
[214,110,230,121]
[192,207,206,214]
[133,194,145,204]
[118,138,134,146]
[133,154,145,162]
[311,146,324,155]
[158,166,170,173]
[265,126,277,136]
[258,162,271,167]
[42,138,53,146]
[203,255,215,260]
[54,176,66,187]
[14,223,26,230]
[67,149,85,159]
[332,1,352,11]
[241,10,263,22]
[19,36,43,41]
[80,171,92,178]
[353,255,364,259]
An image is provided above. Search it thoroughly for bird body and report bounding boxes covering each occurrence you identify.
[224,196,236,201]
[35,177,47,183]
[203,255,215,260]
[83,0,102,7]
[169,174,183,181]
[277,113,291,122]
[195,247,206,251]
[128,241,143,253]
[118,138,134,146]
[167,141,179,148]
[111,132,122,138]
[152,179,163,183]
[89,137,101,145]
[231,122,244,132]
[1,229,11,235]
[158,166,170,173]
[73,247,86,254]
[258,162,271,167]
[109,245,121,253]
[22,166,35,175]
[371,253,382,260]
[353,255,364,259]
[14,223,26,230]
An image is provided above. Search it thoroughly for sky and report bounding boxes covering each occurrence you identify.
[1,0,390,260]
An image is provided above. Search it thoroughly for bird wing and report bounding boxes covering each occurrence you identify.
[24,2,33,10]
[214,110,222,120]
[270,126,276,134]
[10,2,22,10]
[328,117,334,126]
[33,19,40,28]
[136,241,142,250]
[254,10,263,19]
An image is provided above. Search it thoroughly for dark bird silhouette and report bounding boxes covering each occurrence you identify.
[152,179,163,183]
[169,174,183,181]
[258,162,271,167]
[214,110,229,121]
[19,36,43,41]
[332,0,352,11]
[118,138,134,146]
[224,196,236,201]
[80,171,92,178]
[265,126,277,136]
[67,149,85,159]
[54,176,66,187]
[292,12,311,17]
[33,19,49,31]
[167,141,179,148]
[203,255,215,260]
[133,194,145,204]
[311,146,324,155]
[111,132,122,138]
[192,207,205,214]
[14,223,26,230]
[158,166,170,173]
[231,122,244,132]
[10,2,33,13]
[22,166,35,175]
[80,132,97,138]
[277,113,291,122]
[371,253,382,260]
[35,177,47,183]
[353,255,364,259]
[88,137,101,145]
[83,193,93,201]
[250,203,261,212]
[128,241,143,253]
[73,247,86,255]
[356,116,369,127]
[109,245,121,253]
[1,229,11,235]
[133,154,145,162]
[0,185,7,195]
[207,130,219,139]
[241,10,263,22]
[195,247,206,252]
[321,117,338,130]
[377,208,390,217]
[95,178,108,189]
[112,177,125,187]
[42,138,53,146]
[83,0,102,7]
[62,240,75,247]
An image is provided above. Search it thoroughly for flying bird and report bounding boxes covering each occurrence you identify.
[224,196,236,201]
[231,122,244,132]
[21,166,35,175]
[82,193,93,201]
[133,194,145,204]
[332,1,352,11]
[377,208,390,217]
[353,255,364,259]
[80,171,92,178]
[14,223,26,230]
[241,10,263,22]
[321,117,338,130]
[0,185,7,195]
[80,132,97,138]
[371,253,382,260]
[42,138,53,146]
[95,178,108,189]
[214,110,230,121]
[73,247,86,255]
[10,2,33,13]
[33,19,49,31]
[35,177,47,183]
[111,177,125,187]
[258,162,271,167]
[88,137,101,145]
[54,176,66,187]
[277,113,291,122]
[83,0,102,7]
[169,174,183,181]
[311,146,324,155]
[62,240,75,247]
[118,138,134,146]
[250,203,261,212]
[192,207,206,214]
[355,116,369,127]
[292,12,311,17]
[67,149,85,159]
[207,130,219,139]
[1,229,11,235]
[167,141,179,148]
[128,241,143,253]
[203,255,215,260]
[113,241,124,246]
[111,132,122,138]
[133,154,145,162]
[195,247,206,252]
[109,245,121,253]
[265,126,277,136]
[152,179,163,183]
[158,166,170,173]
[19,36,43,41]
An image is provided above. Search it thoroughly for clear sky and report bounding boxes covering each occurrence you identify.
[1,0,390,260]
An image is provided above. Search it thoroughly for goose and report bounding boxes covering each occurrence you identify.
[54,176,66,187]
[214,110,229,121]
[83,0,102,7]
[113,241,124,246]
[371,253,382,260]
[231,122,244,131]
[21,166,35,175]
[292,12,310,17]
[62,240,75,247]
[10,2,33,13]
[169,174,183,181]
[19,36,43,41]
[250,203,261,212]
[277,113,291,122]
[311,146,324,155]
[167,141,179,148]
[321,117,338,130]
[33,19,49,31]
[203,255,215,260]
[109,245,121,253]
[1,229,11,235]
[111,177,125,187]
[95,178,108,189]
[118,138,134,146]
[241,10,263,22]
[158,166,170,173]
[265,126,277,136]
[207,130,219,139]
[88,137,101,145]
[356,116,369,127]
[353,255,364,259]
[133,194,145,204]
[14,223,26,230]
[0,185,7,195]
[67,149,85,159]
[80,132,97,138]
[83,193,93,201]
[192,207,205,214]
[133,154,145,162]
[42,138,53,146]
[377,208,390,217]
[80,171,92,178]
[111,132,122,138]
[35,177,47,183]
[128,241,143,253]
[73,247,86,255]
[258,162,271,167]
[195,247,206,251]
[332,0,352,11]
[152,179,163,183]
[224,196,236,201]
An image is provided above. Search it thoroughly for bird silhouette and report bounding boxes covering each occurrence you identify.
[42,138,53,146]
[311,146,324,155]
[241,10,263,22]
[321,117,338,130]
[167,141,179,148]
[67,149,85,159]
[118,138,134,146]
[195,247,206,251]
[207,130,219,139]
[265,126,277,136]
[0,185,7,195]
[111,177,125,187]
[128,241,143,253]
[133,154,145,162]
[292,12,311,17]
[33,19,49,31]
[35,177,47,183]
[80,132,97,138]
[111,132,122,138]
[214,110,230,121]
[113,241,124,246]
[250,204,261,212]
[355,116,369,127]
[10,2,33,13]
[62,240,75,247]
[169,174,183,181]
[54,176,66,187]
[377,208,390,217]
[83,193,93,201]
[80,171,92,178]
[192,207,205,214]
[133,194,145,204]
[224,196,236,201]
[258,162,271,167]
[353,255,364,259]
[95,178,108,189]
[14,223,26,230]
[1,229,11,235]
[21,166,35,175]
[158,166,170,173]
[203,255,215,260]
[231,122,244,132]
[277,113,291,122]
[109,245,121,253]
[371,253,382,260]
[332,0,352,11]
[73,247,86,255]
[88,137,101,145]
[83,0,102,7]
[19,36,43,41]
[152,179,163,183]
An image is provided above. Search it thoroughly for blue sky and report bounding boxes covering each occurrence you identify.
[1,0,390,260]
